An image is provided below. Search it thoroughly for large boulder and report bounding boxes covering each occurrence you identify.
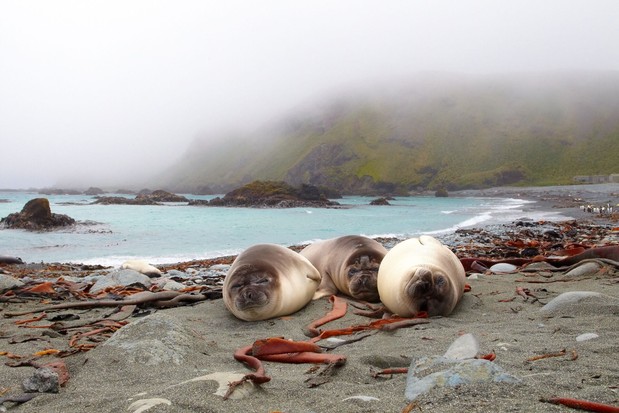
[0,198,76,230]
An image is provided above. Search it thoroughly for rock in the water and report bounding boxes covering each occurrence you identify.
[0,198,75,230]
[22,367,60,393]
[370,197,390,205]
[89,269,152,294]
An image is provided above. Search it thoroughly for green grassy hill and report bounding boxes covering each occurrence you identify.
[157,72,619,194]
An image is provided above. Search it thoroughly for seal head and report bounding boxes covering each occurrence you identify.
[223,244,321,321]
[377,235,465,317]
[300,235,387,302]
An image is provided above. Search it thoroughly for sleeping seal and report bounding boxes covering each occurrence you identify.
[223,244,321,321]
[0,255,24,265]
[120,259,162,277]
[377,235,465,317]
[300,235,387,302]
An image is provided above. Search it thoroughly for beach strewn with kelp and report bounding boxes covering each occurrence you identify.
[1,185,618,413]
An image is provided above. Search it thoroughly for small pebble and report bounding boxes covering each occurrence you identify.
[576,333,599,342]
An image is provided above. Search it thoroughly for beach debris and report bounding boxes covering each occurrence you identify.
[576,333,599,342]
[174,372,256,400]
[526,348,568,362]
[0,198,75,230]
[0,393,38,409]
[304,361,341,388]
[405,333,519,401]
[372,368,409,378]
[304,295,348,337]
[226,333,348,399]
[127,398,172,413]
[4,290,213,318]
[342,395,380,402]
[540,396,619,412]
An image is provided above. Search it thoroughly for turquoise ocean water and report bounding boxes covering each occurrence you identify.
[0,191,568,266]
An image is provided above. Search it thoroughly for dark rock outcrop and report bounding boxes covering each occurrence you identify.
[1,198,76,230]
[84,187,105,195]
[136,190,189,203]
[435,188,449,197]
[93,190,188,205]
[189,180,339,208]
[370,197,391,205]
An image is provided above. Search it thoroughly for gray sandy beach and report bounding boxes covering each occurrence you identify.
[1,184,618,413]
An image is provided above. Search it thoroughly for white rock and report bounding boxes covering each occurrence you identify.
[342,396,380,402]
[576,333,599,342]
[443,333,479,360]
[489,263,518,274]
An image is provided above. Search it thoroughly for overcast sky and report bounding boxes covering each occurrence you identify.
[1,1,618,189]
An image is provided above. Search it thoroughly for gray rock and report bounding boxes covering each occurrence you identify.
[165,269,189,279]
[405,357,519,401]
[103,313,193,365]
[563,261,603,278]
[0,274,24,292]
[161,280,186,291]
[89,269,152,294]
[539,291,619,316]
[405,334,519,401]
[22,367,60,393]
[443,333,479,360]
[489,263,518,274]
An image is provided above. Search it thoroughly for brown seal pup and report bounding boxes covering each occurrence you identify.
[223,244,321,321]
[377,235,465,317]
[300,235,388,302]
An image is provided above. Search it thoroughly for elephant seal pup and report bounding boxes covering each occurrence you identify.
[377,235,465,317]
[223,244,321,321]
[0,255,24,265]
[120,259,162,277]
[300,235,387,302]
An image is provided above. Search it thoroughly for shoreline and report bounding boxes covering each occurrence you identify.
[3,183,617,267]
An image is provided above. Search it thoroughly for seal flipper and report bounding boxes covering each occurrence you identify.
[418,235,443,246]
[312,271,338,300]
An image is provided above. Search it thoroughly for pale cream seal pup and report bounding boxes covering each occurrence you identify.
[377,235,465,317]
[120,259,162,277]
[300,235,387,302]
[223,244,321,321]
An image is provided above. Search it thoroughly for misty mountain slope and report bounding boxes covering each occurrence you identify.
[158,72,619,194]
